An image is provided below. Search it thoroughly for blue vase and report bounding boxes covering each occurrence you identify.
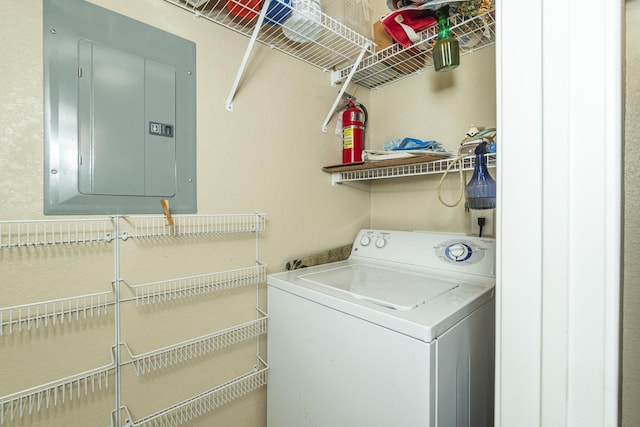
[466,144,496,210]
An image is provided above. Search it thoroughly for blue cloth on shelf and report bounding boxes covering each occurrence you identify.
[383,137,444,151]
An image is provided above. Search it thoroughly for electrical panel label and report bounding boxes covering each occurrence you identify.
[149,121,174,137]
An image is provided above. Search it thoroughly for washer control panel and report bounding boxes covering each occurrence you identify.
[357,231,390,251]
[433,240,486,265]
[351,230,495,277]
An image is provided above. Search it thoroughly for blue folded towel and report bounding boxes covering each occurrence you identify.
[383,137,444,151]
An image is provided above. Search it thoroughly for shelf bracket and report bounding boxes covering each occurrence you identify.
[321,41,372,132]
[331,172,342,185]
[225,0,272,112]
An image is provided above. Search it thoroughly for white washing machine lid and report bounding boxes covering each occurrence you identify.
[299,264,458,311]
[268,260,494,343]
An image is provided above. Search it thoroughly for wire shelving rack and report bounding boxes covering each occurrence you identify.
[122,314,267,376]
[122,264,267,306]
[163,0,494,91]
[0,218,114,248]
[120,360,268,427]
[332,10,496,89]
[327,152,496,185]
[124,213,266,238]
[0,213,268,427]
[162,0,373,72]
[0,289,114,336]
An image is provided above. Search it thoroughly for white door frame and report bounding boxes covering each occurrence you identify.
[496,0,622,426]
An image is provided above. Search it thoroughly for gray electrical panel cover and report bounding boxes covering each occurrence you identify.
[44,0,197,215]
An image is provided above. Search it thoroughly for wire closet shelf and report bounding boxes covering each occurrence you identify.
[162,0,374,71]
[0,213,266,247]
[124,213,266,238]
[122,264,267,306]
[330,152,496,184]
[119,360,268,427]
[122,314,267,376]
[0,217,114,248]
[0,359,115,424]
[0,289,114,336]
[163,0,494,90]
[333,9,496,89]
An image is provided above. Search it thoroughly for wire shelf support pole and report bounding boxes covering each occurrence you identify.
[113,215,123,427]
[225,0,271,111]
[322,40,372,132]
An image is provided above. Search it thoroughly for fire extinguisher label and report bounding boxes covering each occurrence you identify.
[343,127,354,149]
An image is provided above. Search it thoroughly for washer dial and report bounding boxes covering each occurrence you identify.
[375,237,387,248]
[434,239,486,265]
[445,243,472,262]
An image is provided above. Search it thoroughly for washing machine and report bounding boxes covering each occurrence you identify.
[266,229,495,427]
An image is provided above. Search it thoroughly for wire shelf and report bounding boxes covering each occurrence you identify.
[125,213,266,238]
[330,152,496,184]
[162,0,373,71]
[332,9,496,89]
[0,290,114,336]
[2,214,267,425]
[122,264,267,306]
[0,362,115,424]
[0,218,114,249]
[121,361,267,427]
[123,313,267,376]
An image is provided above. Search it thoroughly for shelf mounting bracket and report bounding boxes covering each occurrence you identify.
[225,0,271,112]
[321,41,372,132]
[331,172,343,185]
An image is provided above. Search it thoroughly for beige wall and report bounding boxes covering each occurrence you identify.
[0,1,372,426]
[368,46,497,233]
[623,0,640,425]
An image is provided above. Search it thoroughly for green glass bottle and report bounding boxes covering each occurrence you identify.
[433,6,460,72]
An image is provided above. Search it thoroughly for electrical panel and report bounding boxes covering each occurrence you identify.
[44,0,197,214]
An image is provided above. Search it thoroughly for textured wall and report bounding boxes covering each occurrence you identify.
[0,1,372,426]
[368,46,496,234]
[623,0,640,425]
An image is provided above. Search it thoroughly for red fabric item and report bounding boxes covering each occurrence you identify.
[226,0,263,19]
[381,7,438,48]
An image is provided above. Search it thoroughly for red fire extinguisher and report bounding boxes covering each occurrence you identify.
[342,99,368,164]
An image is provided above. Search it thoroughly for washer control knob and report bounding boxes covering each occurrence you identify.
[448,243,466,258]
[375,237,387,248]
[360,236,371,246]
[445,242,473,262]
[436,240,484,264]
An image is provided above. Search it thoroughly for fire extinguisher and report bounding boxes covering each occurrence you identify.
[342,99,368,164]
